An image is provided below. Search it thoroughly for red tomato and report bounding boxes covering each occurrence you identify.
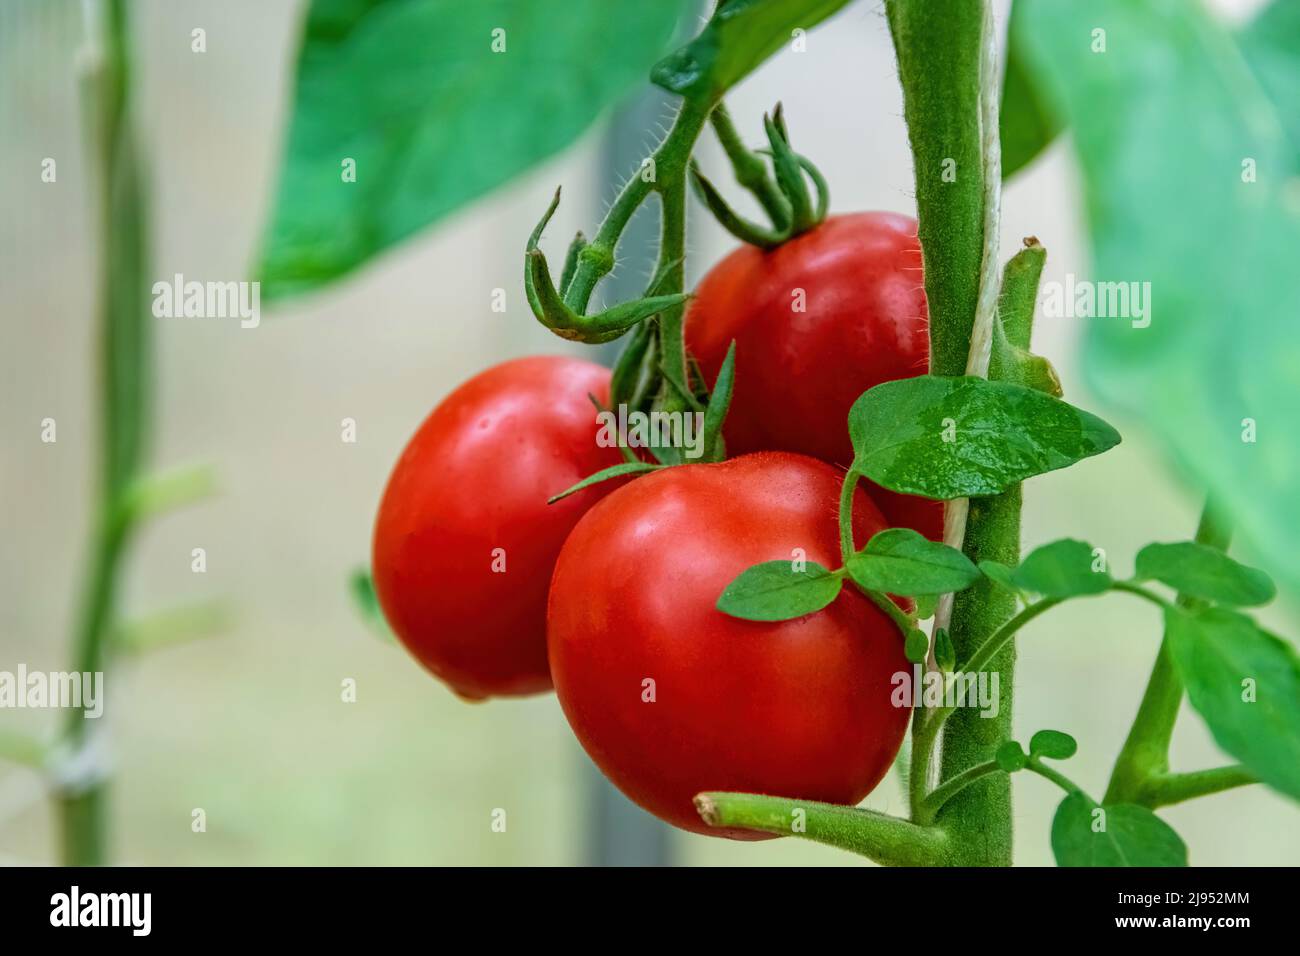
[547,452,911,838]
[685,211,943,539]
[372,356,625,700]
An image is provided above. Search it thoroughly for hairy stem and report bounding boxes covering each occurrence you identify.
[695,792,949,866]
[918,760,1002,824]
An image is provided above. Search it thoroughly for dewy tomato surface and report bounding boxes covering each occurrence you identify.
[373,355,625,700]
[547,452,912,837]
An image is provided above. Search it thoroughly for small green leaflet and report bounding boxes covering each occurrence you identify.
[1166,607,1300,801]
[845,528,980,596]
[995,740,1028,772]
[1013,539,1111,598]
[1135,542,1276,607]
[1051,792,1187,867]
[716,560,842,622]
[1029,729,1078,760]
[548,462,659,504]
[904,629,929,663]
[848,376,1120,500]
[701,341,737,462]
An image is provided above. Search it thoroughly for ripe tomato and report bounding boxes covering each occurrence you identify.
[685,211,943,539]
[547,452,911,838]
[372,356,625,700]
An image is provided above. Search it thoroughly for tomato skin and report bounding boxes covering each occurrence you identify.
[547,452,911,838]
[372,356,625,700]
[685,212,943,540]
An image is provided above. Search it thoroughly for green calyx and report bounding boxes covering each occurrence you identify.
[691,101,830,249]
[524,188,691,344]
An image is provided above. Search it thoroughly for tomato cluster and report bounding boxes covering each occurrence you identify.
[373,214,933,836]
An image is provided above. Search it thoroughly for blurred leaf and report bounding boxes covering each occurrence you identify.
[1239,0,1300,172]
[1135,542,1276,607]
[652,0,851,100]
[350,568,394,642]
[1013,538,1111,598]
[115,601,233,655]
[846,528,980,596]
[1166,607,1300,801]
[1051,792,1187,867]
[717,560,842,622]
[258,0,691,300]
[848,376,1120,499]
[1000,0,1060,179]
[1018,0,1300,588]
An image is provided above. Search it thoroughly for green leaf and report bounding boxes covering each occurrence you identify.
[350,569,394,642]
[547,462,659,504]
[1166,607,1300,801]
[701,341,736,462]
[1051,792,1187,867]
[651,0,850,100]
[1239,0,1300,172]
[1017,0,1300,590]
[846,528,980,596]
[1029,729,1078,761]
[716,560,842,622]
[1135,542,1276,608]
[995,741,1028,773]
[849,376,1120,499]
[904,629,929,664]
[913,593,938,622]
[1012,539,1111,598]
[979,560,1019,594]
[933,627,955,671]
[1000,0,1061,180]
[258,0,691,301]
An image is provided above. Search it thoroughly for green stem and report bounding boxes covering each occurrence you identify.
[863,586,917,639]
[695,792,948,866]
[1105,498,1233,806]
[918,759,1001,824]
[708,101,790,225]
[838,467,860,562]
[962,597,1061,675]
[1137,766,1257,808]
[1026,758,1083,795]
[57,0,149,867]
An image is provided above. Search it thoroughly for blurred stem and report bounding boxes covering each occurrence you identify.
[59,0,149,866]
[1104,498,1235,806]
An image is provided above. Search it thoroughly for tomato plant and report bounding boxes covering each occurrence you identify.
[548,452,909,836]
[372,356,627,699]
[685,211,942,539]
